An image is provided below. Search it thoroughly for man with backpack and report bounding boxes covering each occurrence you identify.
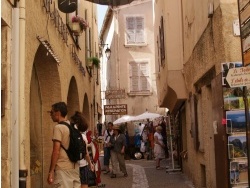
[47,102,81,187]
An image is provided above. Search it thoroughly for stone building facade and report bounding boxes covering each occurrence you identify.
[1,1,101,187]
[100,0,166,128]
[154,0,241,187]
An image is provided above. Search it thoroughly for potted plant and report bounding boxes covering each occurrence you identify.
[87,57,100,68]
[71,16,88,36]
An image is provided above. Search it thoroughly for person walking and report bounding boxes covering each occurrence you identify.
[47,102,81,187]
[110,125,128,178]
[70,111,94,188]
[154,126,165,170]
[103,122,113,174]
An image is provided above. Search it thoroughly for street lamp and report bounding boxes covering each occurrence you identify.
[105,47,111,60]
[99,41,111,60]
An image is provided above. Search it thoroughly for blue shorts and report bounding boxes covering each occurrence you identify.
[79,166,89,185]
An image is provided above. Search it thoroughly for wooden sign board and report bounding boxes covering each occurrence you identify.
[105,89,126,99]
[243,35,250,52]
[244,50,250,66]
[104,104,127,115]
[241,19,250,38]
[240,3,250,24]
[238,0,250,66]
[226,67,250,87]
[239,0,250,10]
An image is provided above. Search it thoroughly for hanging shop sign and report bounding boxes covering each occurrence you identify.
[225,67,250,87]
[243,35,250,52]
[104,104,127,115]
[105,89,126,99]
[58,0,77,13]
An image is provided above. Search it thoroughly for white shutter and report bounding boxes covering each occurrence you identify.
[129,61,150,92]
[126,17,135,44]
[139,63,149,91]
[130,77,139,91]
[129,62,139,91]
[135,17,144,43]
[140,77,149,91]
[130,62,139,76]
[139,63,148,76]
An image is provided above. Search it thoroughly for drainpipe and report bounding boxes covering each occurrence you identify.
[19,0,28,187]
[11,6,20,188]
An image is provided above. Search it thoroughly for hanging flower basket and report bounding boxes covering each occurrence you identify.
[72,22,81,33]
[87,57,100,69]
[71,16,88,36]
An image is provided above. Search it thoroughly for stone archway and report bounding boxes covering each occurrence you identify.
[82,93,90,124]
[67,76,80,119]
[30,44,61,188]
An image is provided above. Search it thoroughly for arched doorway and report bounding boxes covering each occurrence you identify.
[67,76,80,119]
[30,44,61,188]
[82,93,90,126]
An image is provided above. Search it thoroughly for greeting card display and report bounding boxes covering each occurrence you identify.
[226,111,247,134]
[230,160,248,185]
[228,135,247,159]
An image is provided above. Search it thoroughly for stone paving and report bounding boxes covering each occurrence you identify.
[96,159,195,188]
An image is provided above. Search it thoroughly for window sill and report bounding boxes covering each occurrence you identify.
[124,43,148,47]
[128,91,152,96]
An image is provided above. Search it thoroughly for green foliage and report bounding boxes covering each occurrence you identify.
[88,57,100,68]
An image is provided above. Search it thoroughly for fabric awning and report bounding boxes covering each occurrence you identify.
[85,0,135,6]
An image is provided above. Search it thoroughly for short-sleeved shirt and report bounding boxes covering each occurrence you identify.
[103,129,113,146]
[52,121,78,170]
[110,133,126,153]
[154,132,163,145]
[79,132,88,167]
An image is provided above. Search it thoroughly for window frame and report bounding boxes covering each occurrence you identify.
[128,60,151,95]
[124,15,146,46]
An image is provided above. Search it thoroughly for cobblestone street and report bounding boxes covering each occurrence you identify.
[99,159,195,188]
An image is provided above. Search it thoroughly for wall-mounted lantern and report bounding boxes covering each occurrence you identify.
[99,41,111,60]
[105,47,111,60]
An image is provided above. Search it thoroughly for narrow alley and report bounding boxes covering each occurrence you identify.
[99,159,194,188]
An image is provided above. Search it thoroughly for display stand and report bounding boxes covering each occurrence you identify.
[166,116,181,173]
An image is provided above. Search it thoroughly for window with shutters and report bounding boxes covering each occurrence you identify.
[129,61,150,94]
[125,16,145,45]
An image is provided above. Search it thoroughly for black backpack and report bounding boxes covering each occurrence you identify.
[59,121,87,163]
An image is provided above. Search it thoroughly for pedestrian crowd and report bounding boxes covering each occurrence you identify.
[47,101,169,187]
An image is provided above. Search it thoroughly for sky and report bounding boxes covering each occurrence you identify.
[97,5,108,34]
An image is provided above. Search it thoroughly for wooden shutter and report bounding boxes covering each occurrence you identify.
[135,17,144,43]
[126,16,144,44]
[126,17,135,44]
[139,63,149,91]
[129,62,139,91]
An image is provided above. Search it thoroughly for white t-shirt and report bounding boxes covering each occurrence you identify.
[154,132,163,145]
[79,132,88,167]
[103,129,113,144]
